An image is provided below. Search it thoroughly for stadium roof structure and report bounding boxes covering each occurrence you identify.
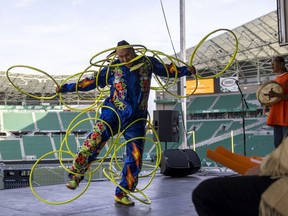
[0,70,103,106]
[0,10,287,106]
[185,10,288,82]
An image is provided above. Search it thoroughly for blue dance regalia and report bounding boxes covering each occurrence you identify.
[60,55,192,196]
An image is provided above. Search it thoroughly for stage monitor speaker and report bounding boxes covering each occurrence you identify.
[153,110,179,142]
[161,149,201,177]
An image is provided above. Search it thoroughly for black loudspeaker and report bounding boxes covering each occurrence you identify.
[161,149,201,177]
[153,110,179,142]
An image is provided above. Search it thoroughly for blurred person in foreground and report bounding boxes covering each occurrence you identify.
[192,136,288,216]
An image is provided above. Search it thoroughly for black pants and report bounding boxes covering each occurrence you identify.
[192,175,276,216]
[273,125,288,148]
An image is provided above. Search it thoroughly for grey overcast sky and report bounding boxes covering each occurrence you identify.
[0,0,277,75]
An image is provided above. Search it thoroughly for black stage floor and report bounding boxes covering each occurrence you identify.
[0,169,235,216]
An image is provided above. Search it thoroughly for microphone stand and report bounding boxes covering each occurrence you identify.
[236,81,249,156]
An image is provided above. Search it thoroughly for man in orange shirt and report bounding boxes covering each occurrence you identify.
[266,56,288,148]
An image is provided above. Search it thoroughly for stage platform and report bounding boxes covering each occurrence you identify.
[0,168,235,216]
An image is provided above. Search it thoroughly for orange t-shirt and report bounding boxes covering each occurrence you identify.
[266,72,288,126]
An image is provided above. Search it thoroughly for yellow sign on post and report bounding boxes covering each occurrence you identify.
[231,130,234,153]
[192,131,196,151]
[186,79,214,95]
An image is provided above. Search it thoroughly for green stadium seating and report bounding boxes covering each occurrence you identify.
[245,135,274,157]
[0,139,22,160]
[188,120,228,143]
[22,135,54,159]
[173,102,189,112]
[3,112,35,131]
[60,112,93,131]
[194,134,244,164]
[212,94,242,110]
[246,93,257,100]
[53,134,78,159]
[187,95,217,112]
[0,99,274,164]
[35,112,61,131]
